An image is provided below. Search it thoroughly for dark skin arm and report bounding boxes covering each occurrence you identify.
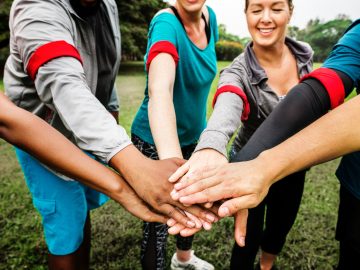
[109,145,219,228]
[0,92,166,223]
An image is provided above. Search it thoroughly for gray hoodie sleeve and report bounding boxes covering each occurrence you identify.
[194,92,243,157]
[11,0,131,163]
[194,56,247,157]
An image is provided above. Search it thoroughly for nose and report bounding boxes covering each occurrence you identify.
[260,8,272,23]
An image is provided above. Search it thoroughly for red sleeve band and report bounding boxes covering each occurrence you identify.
[27,40,83,81]
[213,85,250,121]
[146,41,179,72]
[300,67,345,109]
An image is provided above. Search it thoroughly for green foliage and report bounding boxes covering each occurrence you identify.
[216,40,243,61]
[217,24,244,61]
[117,0,167,60]
[288,15,353,62]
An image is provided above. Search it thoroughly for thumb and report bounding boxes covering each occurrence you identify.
[168,161,190,182]
[218,195,255,217]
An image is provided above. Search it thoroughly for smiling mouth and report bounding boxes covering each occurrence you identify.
[259,28,275,34]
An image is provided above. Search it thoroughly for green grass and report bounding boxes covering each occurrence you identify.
[0,61,344,269]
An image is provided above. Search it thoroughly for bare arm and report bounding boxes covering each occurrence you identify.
[148,53,182,159]
[257,93,360,182]
[0,93,166,223]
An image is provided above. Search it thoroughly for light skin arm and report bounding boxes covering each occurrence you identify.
[173,94,360,215]
[148,53,182,160]
[0,93,166,223]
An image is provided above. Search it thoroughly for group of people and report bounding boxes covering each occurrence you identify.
[0,0,358,269]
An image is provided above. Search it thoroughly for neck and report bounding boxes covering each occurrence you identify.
[253,39,288,67]
[174,4,202,28]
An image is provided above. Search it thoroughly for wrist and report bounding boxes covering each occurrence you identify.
[109,144,149,186]
[255,150,287,186]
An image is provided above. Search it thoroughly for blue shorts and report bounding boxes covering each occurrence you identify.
[15,148,109,255]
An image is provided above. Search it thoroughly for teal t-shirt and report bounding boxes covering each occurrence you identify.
[323,19,360,88]
[131,6,218,147]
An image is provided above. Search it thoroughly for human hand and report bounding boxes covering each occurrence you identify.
[166,207,248,248]
[169,149,228,207]
[112,178,169,223]
[170,159,273,218]
[110,145,219,227]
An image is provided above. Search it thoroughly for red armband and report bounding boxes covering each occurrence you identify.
[213,85,250,121]
[146,41,179,72]
[300,67,345,109]
[27,40,82,80]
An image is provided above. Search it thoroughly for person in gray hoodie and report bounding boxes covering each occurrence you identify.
[169,0,313,269]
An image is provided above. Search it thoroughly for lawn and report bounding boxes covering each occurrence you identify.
[0,62,343,269]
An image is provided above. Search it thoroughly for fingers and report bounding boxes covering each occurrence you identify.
[161,204,196,228]
[172,167,217,192]
[204,202,214,208]
[234,209,248,247]
[177,203,219,224]
[172,157,187,167]
[219,195,258,217]
[176,182,232,206]
[127,202,168,224]
[168,162,190,183]
[167,218,212,237]
[171,175,220,202]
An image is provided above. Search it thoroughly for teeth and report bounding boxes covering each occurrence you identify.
[259,28,273,33]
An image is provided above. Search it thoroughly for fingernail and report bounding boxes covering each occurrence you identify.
[168,227,177,235]
[203,222,212,230]
[174,183,182,190]
[167,219,176,226]
[206,214,215,223]
[187,221,195,228]
[170,190,179,200]
[239,237,246,247]
[220,207,230,217]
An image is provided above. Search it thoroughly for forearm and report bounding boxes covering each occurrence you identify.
[258,94,360,182]
[149,95,182,159]
[0,95,125,197]
[148,52,181,159]
[232,78,331,163]
[195,92,243,157]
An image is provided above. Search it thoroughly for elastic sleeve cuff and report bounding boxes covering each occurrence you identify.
[194,130,229,158]
[146,41,179,72]
[300,67,345,109]
[213,85,250,120]
[27,40,82,80]
[105,141,133,164]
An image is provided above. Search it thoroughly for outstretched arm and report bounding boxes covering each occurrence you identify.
[0,92,167,223]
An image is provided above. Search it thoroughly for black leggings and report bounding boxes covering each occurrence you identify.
[336,186,360,270]
[230,170,305,269]
[131,134,195,270]
[230,72,353,269]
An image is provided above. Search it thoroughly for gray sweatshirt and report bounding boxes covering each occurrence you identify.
[4,0,130,163]
[195,37,313,157]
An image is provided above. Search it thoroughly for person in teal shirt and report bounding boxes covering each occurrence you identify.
[131,1,218,269]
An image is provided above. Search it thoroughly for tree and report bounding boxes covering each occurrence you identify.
[116,0,167,60]
[288,15,352,62]
[216,24,244,60]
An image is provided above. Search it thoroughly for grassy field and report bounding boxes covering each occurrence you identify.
[0,62,343,269]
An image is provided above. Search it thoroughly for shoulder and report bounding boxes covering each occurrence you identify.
[11,0,70,22]
[153,7,174,19]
